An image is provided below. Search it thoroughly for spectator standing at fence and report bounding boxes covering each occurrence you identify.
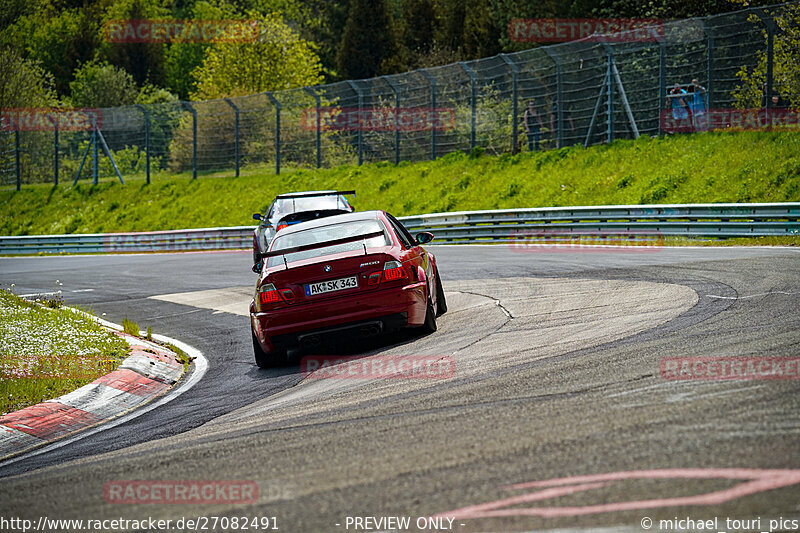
[688,79,707,131]
[523,100,543,151]
[549,99,575,148]
[667,83,690,126]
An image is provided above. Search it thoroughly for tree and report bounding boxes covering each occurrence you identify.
[68,60,139,108]
[4,8,102,96]
[191,12,322,99]
[337,0,401,79]
[734,4,800,109]
[0,47,57,110]
[98,0,169,89]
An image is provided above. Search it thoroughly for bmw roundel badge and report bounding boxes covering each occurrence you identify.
[323,265,332,272]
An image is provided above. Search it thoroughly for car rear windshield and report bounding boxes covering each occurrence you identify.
[270,195,351,223]
[267,219,389,268]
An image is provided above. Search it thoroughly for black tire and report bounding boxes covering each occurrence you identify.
[420,294,438,334]
[252,330,284,368]
[434,265,447,316]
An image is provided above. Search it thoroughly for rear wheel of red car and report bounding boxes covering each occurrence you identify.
[434,265,447,316]
[420,293,438,333]
[252,330,284,368]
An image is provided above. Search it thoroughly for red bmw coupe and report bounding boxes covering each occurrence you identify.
[249,210,447,368]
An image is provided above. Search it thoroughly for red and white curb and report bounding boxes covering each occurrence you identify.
[0,315,206,462]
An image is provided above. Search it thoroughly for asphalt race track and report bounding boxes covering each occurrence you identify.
[1,245,799,532]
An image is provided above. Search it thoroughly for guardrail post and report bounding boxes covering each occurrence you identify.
[14,129,20,191]
[346,80,363,165]
[419,69,437,160]
[303,87,322,168]
[500,54,520,154]
[53,115,59,186]
[459,61,478,151]
[544,48,564,148]
[224,98,240,177]
[266,93,281,174]
[181,102,197,180]
[381,76,402,165]
[135,105,150,184]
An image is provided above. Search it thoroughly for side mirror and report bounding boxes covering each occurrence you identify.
[252,261,263,274]
[252,213,262,221]
[415,232,434,245]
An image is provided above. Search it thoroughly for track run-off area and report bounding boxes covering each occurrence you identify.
[1,245,799,532]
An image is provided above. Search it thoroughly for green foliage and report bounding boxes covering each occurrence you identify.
[122,317,140,335]
[68,60,139,108]
[191,12,322,99]
[337,0,401,79]
[3,7,102,96]
[0,47,57,110]
[734,5,800,109]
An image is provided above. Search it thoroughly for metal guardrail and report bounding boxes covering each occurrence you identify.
[1,203,798,254]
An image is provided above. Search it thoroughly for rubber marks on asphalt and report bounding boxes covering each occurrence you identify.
[0,334,184,461]
[435,469,800,520]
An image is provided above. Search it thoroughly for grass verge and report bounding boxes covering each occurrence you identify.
[1,131,799,237]
[0,289,129,415]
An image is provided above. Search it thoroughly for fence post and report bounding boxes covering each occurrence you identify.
[419,69,437,160]
[303,87,322,168]
[135,105,151,184]
[53,115,59,186]
[266,93,281,175]
[706,23,714,110]
[752,9,777,109]
[14,129,20,191]
[606,49,614,143]
[500,54,520,154]
[92,118,99,185]
[544,48,564,148]
[224,98,240,177]
[381,76,402,164]
[181,102,197,180]
[658,37,666,136]
[345,80,363,165]
[459,62,478,151]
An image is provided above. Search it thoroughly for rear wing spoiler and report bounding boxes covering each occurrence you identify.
[274,190,355,200]
[259,230,384,260]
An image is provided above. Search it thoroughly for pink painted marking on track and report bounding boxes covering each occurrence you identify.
[435,468,800,520]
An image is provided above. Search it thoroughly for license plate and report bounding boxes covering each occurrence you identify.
[305,276,358,296]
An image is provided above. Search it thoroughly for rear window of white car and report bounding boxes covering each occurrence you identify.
[267,219,389,268]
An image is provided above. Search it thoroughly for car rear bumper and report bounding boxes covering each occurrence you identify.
[250,282,427,353]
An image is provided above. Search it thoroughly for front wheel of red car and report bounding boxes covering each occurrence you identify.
[252,330,284,368]
[434,265,447,317]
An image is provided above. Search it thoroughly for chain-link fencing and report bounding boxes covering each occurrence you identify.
[2,2,797,190]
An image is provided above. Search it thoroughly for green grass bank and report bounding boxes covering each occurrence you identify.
[2,131,799,236]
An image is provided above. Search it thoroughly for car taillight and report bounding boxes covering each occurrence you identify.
[258,284,295,306]
[259,284,282,304]
[280,288,295,301]
[382,261,406,281]
[276,223,288,231]
[368,261,407,285]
